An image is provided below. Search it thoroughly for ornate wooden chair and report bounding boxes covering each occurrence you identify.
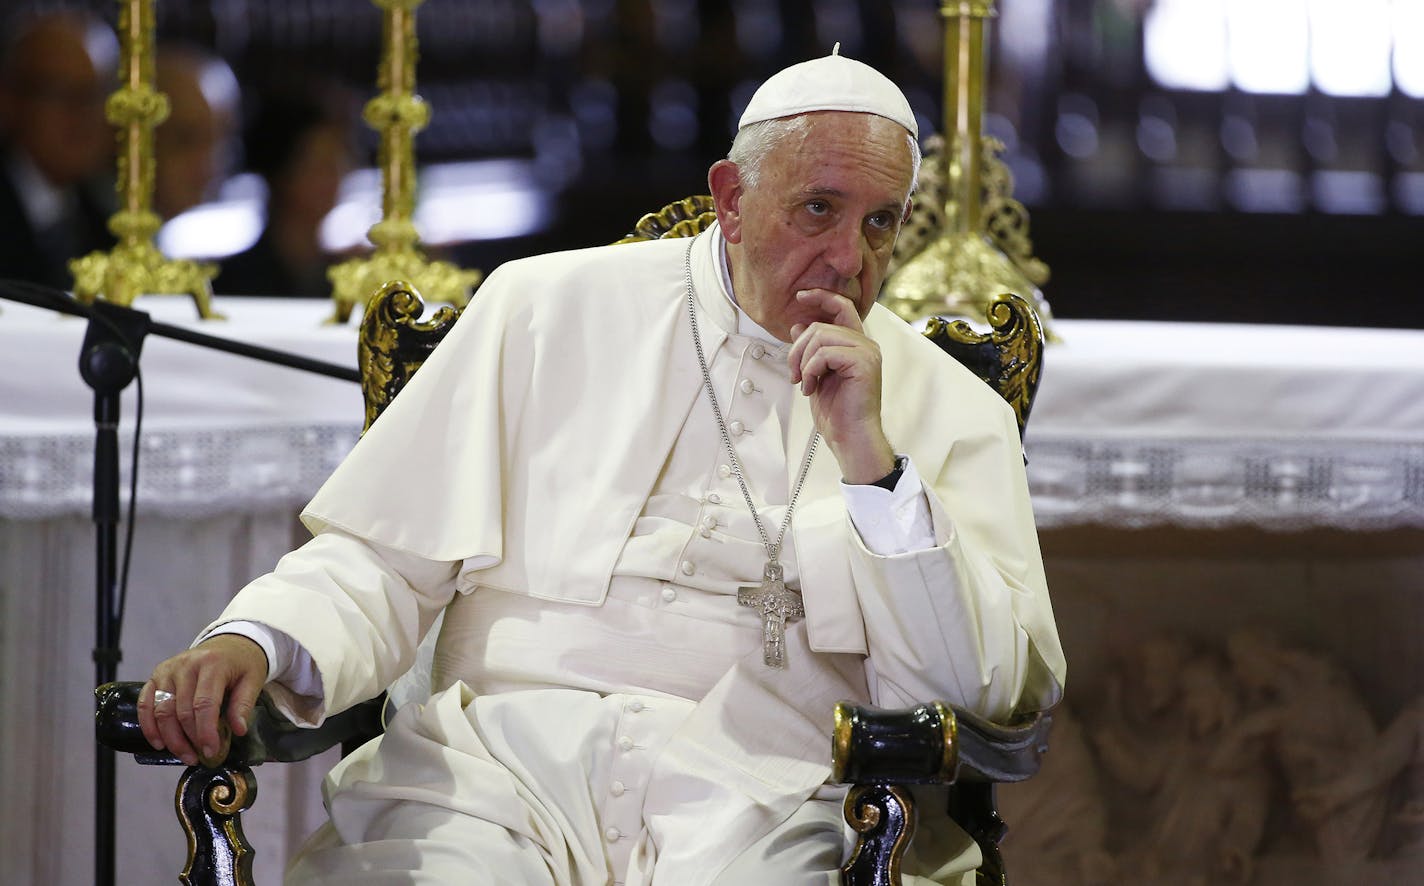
[95,198,1051,886]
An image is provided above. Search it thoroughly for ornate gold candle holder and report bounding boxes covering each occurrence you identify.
[327,0,483,324]
[882,0,1057,340]
[70,0,219,319]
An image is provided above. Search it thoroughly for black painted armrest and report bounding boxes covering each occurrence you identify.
[952,704,1053,783]
[95,681,385,767]
[831,700,1053,786]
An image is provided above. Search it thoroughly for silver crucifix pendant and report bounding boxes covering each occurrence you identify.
[738,560,804,669]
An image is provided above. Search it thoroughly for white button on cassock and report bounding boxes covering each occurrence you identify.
[610,780,626,796]
[728,420,745,436]
[618,736,635,751]
[661,586,677,602]
[628,700,645,712]
[717,464,732,478]
[605,827,622,842]
[706,492,721,504]
[739,378,755,394]
[750,343,766,359]
[680,560,695,576]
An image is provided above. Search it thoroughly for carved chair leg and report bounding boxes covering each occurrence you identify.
[176,764,259,886]
[840,783,917,886]
[947,782,1008,886]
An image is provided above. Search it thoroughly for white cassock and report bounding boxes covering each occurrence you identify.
[202,223,1065,884]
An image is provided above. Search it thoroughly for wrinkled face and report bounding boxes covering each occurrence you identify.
[710,112,914,341]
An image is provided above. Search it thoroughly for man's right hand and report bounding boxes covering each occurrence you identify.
[138,634,268,767]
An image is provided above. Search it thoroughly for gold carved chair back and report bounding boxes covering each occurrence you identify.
[357,280,462,432]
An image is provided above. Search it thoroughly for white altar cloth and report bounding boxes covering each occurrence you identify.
[0,296,362,520]
[1027,320,1424,530]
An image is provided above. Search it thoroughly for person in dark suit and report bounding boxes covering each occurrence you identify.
[0,10,119,291]
[217,85,357,297]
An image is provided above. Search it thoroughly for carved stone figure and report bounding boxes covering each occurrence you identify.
[1226,630,1387,863]
[998,705,1116,885]
[1096,651,1269,884]
[1092,635,1197,784]
[1297,696,1424,859]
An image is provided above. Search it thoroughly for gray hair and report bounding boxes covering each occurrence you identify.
[727,114,922,198]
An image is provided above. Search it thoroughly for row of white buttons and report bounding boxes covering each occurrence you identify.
[691,359,762,598]
[728,374,759,439]
[607,698,652,844]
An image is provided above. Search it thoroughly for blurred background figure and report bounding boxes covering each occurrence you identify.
[217,83,358,297]
[153,44,240,221]
[0,10,118,291]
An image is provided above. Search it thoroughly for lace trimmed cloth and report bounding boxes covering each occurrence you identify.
[1,296,362,520]
[3,303,1422,531]
[1024,319,1424,531]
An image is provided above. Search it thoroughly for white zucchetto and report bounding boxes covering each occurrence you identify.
[737,43,918,139]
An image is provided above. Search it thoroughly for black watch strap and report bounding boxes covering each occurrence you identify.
[868,455,907,492]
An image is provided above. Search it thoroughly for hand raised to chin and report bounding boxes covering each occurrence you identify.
[786,288,896,484]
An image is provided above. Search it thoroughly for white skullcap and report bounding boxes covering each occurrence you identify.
[738,43,918,139]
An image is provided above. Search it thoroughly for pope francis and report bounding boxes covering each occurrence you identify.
[138,49,1065,885]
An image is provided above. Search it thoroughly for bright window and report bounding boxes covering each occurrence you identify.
[1147,1,1409,96]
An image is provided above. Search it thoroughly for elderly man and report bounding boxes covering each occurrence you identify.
[0,10,117,289]
[139,50,1064,885]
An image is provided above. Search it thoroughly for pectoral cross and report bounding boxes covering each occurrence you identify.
[738,560,804,669]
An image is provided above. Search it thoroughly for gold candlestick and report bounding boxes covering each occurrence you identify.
[327,0,482,324]
[69,0,219,318]
[882,0,1057,339]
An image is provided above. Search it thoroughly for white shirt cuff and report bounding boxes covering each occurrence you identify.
[840,454,936,555]
[200,620,325,701]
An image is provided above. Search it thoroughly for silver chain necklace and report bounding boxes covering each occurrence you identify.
[684,240,819,668]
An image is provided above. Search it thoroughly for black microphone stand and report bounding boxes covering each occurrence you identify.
[1,280,359,886]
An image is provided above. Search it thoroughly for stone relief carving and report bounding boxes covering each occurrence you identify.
[1223,629,1387,864]
[997,705,1116,886]
[1297,696,1424,860]
[998,632,1423,884]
